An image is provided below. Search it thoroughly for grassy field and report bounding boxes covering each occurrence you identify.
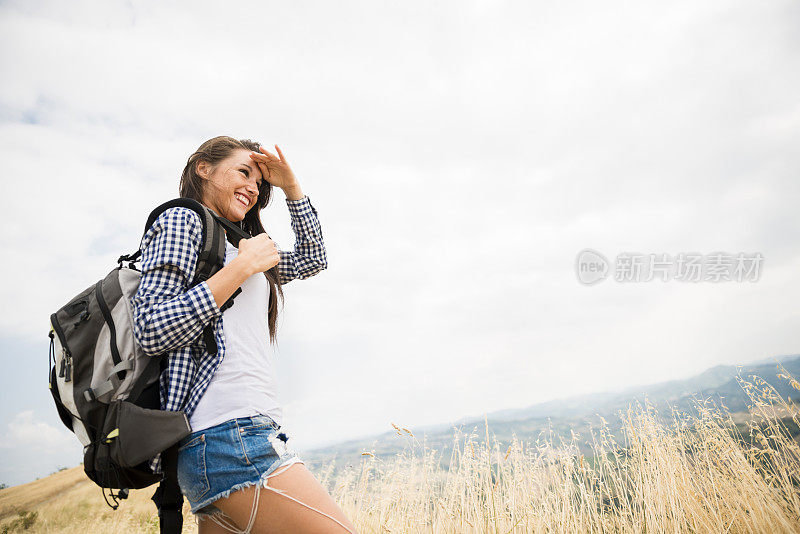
[0,466,177,533]
[2,368,799,533]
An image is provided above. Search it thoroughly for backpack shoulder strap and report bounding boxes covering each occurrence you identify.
[152,443,183,534]
[127,198,256,355]
[208,212,251,247]
[141,198,227,287]
[119,198,223,277]
[125,198,257,278]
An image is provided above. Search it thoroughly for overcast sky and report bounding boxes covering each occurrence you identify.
[1,0,798,486]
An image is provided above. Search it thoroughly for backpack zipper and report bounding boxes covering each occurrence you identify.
[58,350,66,378]
[64,351,72,382]
[50,314,72,382]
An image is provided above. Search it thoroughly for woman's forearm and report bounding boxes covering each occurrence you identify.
[283,184,305,200]
[206,256,254,308]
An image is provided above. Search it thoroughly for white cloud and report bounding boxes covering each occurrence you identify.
[0,411,83,486]
[0,410,73,451]
[1,0,798,471]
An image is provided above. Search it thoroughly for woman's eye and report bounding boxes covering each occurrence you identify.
[240,169,249,176]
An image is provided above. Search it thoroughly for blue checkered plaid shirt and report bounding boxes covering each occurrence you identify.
[131,195,326,472]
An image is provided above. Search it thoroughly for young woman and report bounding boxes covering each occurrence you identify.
[131,136,358,533]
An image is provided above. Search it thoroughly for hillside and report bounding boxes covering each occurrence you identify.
[300,355,800,469]
[1,356,798,533]
[0,466,194,533]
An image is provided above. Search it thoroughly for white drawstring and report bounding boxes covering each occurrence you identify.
[200,462,357,534]
[206,485,259,533]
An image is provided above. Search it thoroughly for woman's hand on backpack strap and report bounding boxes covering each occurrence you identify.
[207,234,279,308]
[236,233,281,275]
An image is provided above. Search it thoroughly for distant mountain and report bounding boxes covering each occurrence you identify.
[299,355,800,470]
[455,354,800,424]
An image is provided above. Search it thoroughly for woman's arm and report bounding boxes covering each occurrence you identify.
[276,194,328,285]
[132,206,281,357]
[130,207,232,357]
[247,147,328,285]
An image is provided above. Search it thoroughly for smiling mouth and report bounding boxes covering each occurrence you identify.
[234,193,249,208]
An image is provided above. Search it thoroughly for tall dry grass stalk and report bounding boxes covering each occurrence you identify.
[3,368,798,533]
[327,368,800,533]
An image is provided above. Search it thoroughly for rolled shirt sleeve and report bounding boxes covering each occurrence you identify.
[277,195,328,285]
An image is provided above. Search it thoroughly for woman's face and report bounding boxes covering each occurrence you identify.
[198,148,264,222]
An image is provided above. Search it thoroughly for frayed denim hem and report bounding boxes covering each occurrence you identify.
[189,455,305,516]
[194,504,227,521]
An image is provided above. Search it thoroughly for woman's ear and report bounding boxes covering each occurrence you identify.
[196,159,210,179]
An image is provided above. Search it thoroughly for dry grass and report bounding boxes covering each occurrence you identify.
[2,367,799,533]
[328,367,800,533]
[0,466,194,533]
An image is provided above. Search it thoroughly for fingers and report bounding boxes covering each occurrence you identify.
[258,145,278,159]
[249,152,272,163]
[250,145,286,163]
[248,145,288,183]
[250,152,275,179]
[255,160,271,178]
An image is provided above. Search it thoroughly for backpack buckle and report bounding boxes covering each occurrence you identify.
[117,251,141,266]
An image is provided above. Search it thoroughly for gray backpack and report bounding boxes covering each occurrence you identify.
[48,197,248,532]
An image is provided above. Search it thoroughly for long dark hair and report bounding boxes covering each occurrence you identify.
[179,135,284,343]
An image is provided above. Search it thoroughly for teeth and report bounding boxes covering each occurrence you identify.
[235,193,248,206]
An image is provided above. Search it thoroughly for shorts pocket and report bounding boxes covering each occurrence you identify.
[238,425,280,462]
[238,422,278,437]
[238,415,279,436]
[177,434,210,502]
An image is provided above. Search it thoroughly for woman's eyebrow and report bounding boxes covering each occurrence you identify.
[241,162,263,184]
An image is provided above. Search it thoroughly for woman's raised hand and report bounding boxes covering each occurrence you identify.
[249,145,298,191]
[236,234,281,275]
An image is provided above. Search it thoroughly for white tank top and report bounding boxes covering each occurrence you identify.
[189,240,282,432]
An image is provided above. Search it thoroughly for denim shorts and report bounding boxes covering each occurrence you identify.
[176,414,304,516]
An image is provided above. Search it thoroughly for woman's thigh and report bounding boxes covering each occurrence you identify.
[208,462,358,534]
[198,515,239,534]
